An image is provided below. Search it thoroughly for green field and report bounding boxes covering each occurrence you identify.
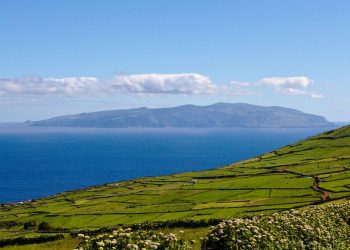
[1,125,350,249]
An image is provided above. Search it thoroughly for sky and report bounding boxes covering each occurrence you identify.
[0,0,349,122]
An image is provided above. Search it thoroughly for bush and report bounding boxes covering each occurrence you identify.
[38,222,51,231]
[202,201,350,249]
[76,228,193,250]
[23,220,37,230]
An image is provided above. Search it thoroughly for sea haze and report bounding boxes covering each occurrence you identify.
[0,126,334,203]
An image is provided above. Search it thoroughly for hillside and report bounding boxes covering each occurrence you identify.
[26,103,333,128]
[1,125,350,235]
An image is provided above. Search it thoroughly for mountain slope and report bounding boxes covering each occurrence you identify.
[26,103,333,128]
[1,125,350,230]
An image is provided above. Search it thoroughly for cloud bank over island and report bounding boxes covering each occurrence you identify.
[0,73,323,98]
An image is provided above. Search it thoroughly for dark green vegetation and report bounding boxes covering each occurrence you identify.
[1,125,350,249]
[0,234,64,248]
[26,102,332,128]
[0,236,79,250]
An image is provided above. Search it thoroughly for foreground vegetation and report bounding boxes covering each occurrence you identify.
[203,200,350,249]
[75,228,194,250]
[72,200,350,250]
[1,125,350,249]
[71,200,350,249]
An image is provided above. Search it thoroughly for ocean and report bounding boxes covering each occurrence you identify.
[0,126,334,203]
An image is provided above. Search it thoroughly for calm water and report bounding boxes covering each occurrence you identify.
[0,126,333,203]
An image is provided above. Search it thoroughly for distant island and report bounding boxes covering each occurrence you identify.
[25,102,333,128]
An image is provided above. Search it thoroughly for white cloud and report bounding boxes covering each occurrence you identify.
[258,76,324,98]
[111,73,217,94]
[260,76,312,88]
[0,76,101,96]
[0,74,247,97]
[0,74,324,98]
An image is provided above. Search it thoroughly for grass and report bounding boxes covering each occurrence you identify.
[1,125,350,249]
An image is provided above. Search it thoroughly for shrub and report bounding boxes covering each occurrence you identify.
[38,222,51,231]
[202,201,350,249]
[23,220,37,230]
[76,228,193,250]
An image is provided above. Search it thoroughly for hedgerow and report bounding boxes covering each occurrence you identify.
[71,218,222,238]
[0,233,64,248]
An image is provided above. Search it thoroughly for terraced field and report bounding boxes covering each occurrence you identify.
[1,125,350,245]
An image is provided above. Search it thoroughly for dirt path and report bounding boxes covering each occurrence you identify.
[312,176,331,201]
[278,169,331,202]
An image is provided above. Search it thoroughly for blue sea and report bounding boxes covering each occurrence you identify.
[0,126,335,203]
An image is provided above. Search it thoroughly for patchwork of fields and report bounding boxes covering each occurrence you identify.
[1,125,350,245]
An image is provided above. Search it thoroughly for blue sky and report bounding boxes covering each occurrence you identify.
[0,1,349,122]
